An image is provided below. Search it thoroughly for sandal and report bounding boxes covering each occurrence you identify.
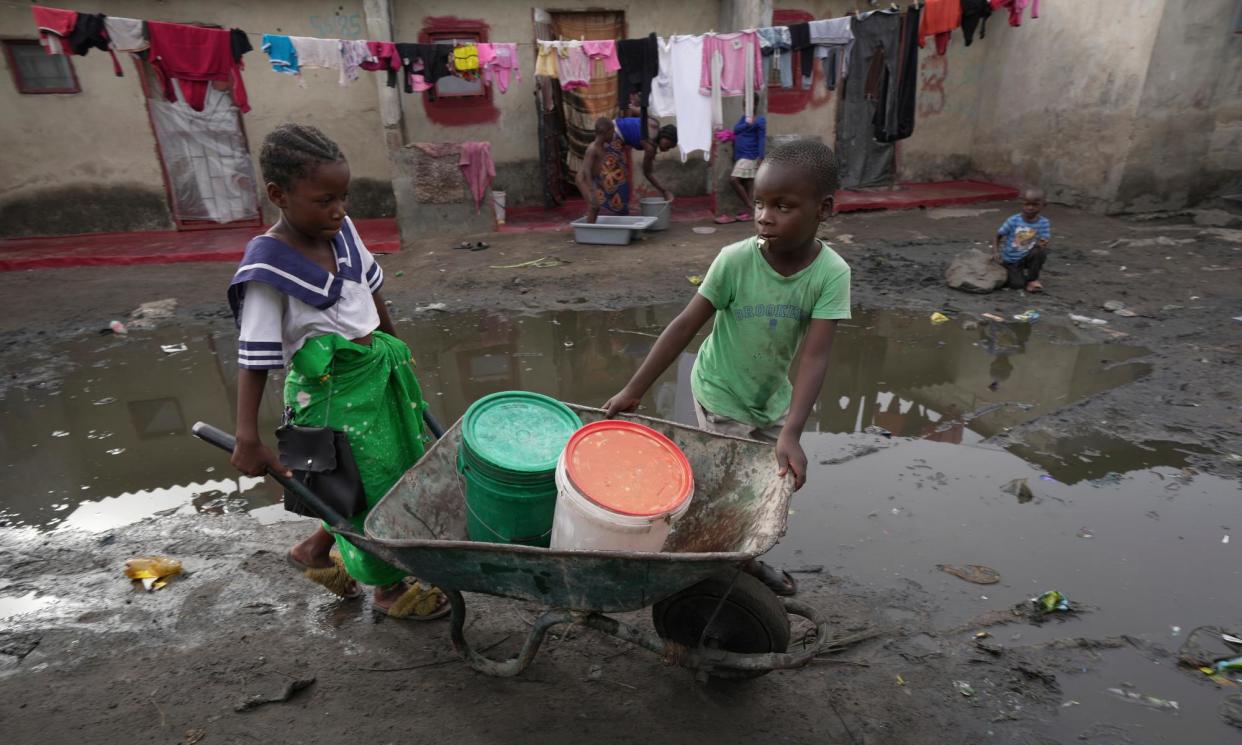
[470,241,490,251]
[713,214,737,225]
[374,581,451,622]
[1026,280,1044,293]
[453,241,473,250]
[735,211,752,221]
[287,551,362,599]
[743,559,798,596]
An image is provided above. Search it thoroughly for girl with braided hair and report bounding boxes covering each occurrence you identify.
[227,123,448,620]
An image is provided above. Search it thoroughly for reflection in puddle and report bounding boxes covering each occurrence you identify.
[0,306,1177,530]
[0,591,57,621]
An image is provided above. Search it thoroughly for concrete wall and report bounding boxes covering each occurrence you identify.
[0,0,393,237]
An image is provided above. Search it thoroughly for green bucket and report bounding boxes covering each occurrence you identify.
[458,391,581,546]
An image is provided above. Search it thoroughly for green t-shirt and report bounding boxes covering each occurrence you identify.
[691,236,851,428]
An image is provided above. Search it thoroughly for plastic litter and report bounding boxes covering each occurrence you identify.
[1104,687,1179,713]
[1077,527,1095,539]
[394,270,405,277]
[1226,534,1232,545]
[1069,314,1109,325]
[108,320,128,335]
[1223,634,1242,646]
[415,303,448,313]
[1215,656,1242,673]
[938,564,1001,585]
[930,312,950,325]
[160,343,188,354]
[954,681,975,697]
[1013,310,1040,323]
[686,275,703,286]
[1034,590,1071,614]
[895,674,905,686]
[692,226,717,235]
[863,425,893,438]
[1102,300,1126,311]
[981,313,1006,322]
[124,555,182,591]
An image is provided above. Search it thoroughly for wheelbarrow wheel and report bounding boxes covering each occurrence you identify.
[652,570,791,680]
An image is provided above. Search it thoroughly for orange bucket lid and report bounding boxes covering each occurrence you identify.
[563,420,693,518]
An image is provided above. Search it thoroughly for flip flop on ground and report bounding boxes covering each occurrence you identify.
[373,581,451,622]
[713,214,737,224]
[287,551,362,599]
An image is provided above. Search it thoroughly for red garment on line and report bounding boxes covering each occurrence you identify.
[147,21,250,113]
[31,5,76,54]
[361,41,400,71]
[991,0,1039,27]
[918,0,962,55]
[458,141,496,214]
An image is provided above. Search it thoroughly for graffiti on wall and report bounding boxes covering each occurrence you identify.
[918,54,948,117]
[308,13,363,39]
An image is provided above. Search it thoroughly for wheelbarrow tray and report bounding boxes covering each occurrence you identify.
[362,405,794,613]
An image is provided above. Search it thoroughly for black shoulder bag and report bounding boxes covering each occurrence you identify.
[275,366,366,519]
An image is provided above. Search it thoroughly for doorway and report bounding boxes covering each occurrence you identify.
[136,60,261,230]
[533,9,626,202]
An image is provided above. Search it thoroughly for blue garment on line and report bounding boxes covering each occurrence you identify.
[261,34,299,74]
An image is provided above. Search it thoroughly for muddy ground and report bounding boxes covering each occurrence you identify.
[1,202,1240,744]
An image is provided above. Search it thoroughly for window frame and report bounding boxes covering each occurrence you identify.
[2,38,81,94]
[416,17,499,125]
[425,32,486,99]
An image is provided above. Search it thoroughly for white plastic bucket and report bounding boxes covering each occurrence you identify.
[492,190,506,225]
[549,452,693,552]
[639,197,671,231]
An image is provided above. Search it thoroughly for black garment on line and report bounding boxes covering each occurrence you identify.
[837,11,901,188]
[394,43,451,98]
[616,33,658,141]
[1004,246,1047,288]
[961,0,993,46]
[875,5,921,143]
[230,28,252,63]
[68,12,123,76]
[788,22,814,81]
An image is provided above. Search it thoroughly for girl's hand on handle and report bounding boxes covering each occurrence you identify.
[231,438,291,478]
[775,432,807,491]
[602,388,642,418]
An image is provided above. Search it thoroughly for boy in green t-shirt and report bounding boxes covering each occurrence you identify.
[604,139,851,596]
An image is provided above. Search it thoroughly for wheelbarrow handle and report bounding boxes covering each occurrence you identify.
[190,421,355,533]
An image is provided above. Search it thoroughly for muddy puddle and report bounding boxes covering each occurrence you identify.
[2,305,1238,737]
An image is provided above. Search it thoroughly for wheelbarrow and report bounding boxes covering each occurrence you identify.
[193,405,831,680]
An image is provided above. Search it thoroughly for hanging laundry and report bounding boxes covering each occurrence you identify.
[556,42,591,90]
[961,0,993,45]
[261,34,299,75]
[919,0,962,55]
[837,10,901,188]
[991,0,1039,27]
[290,36,343,83]
[339,40,369,85]
[478,42,520,93]
[459,142,496,213]
[877,4,922,143]
[452,43,480,74]
[787,22,815,84]
[361,41,400,87]
[649,37,676,116]
[616,33,658,136]
[535,41,561,78]
[31,5,75,55]
[700,32,763,120]
[756,26,793,90]
[66,12,123,75]
[582,39,621,72]
[670,35,712,162]
[230,29,252,63]
[809,17,853,89]
[148,22,249,113]
[104,16,147,53]
[394,43,451,97]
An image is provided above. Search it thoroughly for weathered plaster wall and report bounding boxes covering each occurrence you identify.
[0,0,393,237]
[1114,0,1242,211]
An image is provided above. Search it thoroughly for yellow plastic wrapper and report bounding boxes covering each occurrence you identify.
[686,275,703,286]
[930,312,950,325]
[124,556,182,591]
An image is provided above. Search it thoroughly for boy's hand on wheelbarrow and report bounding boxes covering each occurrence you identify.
[775,431,807,490]
[231,437,292,478]
[602,388,643,418]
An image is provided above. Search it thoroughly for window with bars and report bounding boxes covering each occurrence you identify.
[3,39,80,94]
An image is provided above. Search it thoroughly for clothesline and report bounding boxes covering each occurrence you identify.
[12,0,923,49]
